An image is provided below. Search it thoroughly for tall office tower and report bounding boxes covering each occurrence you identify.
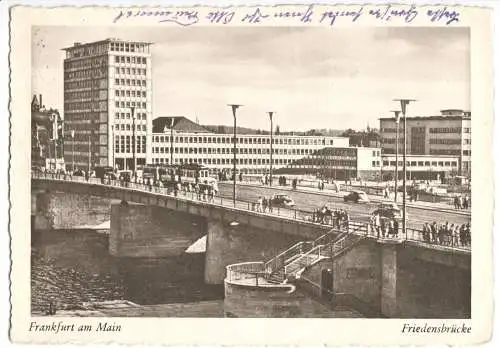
[62,38,152,172]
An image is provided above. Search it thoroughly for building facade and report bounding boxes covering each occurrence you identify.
[379,109,471,177]
[280,146,382,181]
[31,94,63,170]
[150,117,350,175]
[62,38,153,171]
[381,154,460,181]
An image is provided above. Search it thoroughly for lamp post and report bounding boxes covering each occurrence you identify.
[268,111,274,186]
[88,134,91,175]
[164,118,175,166]
[170,118,174,166]
[71,130,75,173]
[110,125,115,171]
[131,107,136,177]
[228,104,242,207]
[393,98,416,240]
[391,110,401,203]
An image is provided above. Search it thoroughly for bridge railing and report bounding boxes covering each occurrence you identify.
[225,262,269,286]
[32,172,471,252]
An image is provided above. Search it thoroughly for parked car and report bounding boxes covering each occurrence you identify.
[343,190,370,203]
[270,194,295,207]
[372,202,402,220]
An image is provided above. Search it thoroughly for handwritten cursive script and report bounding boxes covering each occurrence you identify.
[112,5,461,27]
[113,9,199,26]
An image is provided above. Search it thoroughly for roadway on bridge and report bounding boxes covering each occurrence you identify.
[217,182,471,228]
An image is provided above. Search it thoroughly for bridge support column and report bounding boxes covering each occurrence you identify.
[380,240,401,317]
[109,201,205,258]
[204,219,302,285]
[31,191,52,231]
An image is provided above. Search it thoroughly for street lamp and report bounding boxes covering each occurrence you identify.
[391,110,401,203]
[170,118,174,165]
[267,111,274,186]
[163,118,175,166]
[88,134,91,175]
[228,104,243,207]
[393,98,416,240]
[71,130,75,173]
[131,107,136,177]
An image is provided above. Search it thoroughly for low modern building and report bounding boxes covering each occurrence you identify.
[150,116,350,175]
[379,109,471,178]
[381,154,460,181]
[278,146,382,181]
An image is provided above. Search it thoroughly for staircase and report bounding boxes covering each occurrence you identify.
[264,222,367,283]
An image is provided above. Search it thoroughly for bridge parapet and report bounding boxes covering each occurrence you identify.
[32,172,471,255]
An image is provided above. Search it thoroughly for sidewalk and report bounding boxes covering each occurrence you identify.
[228,180,471,216]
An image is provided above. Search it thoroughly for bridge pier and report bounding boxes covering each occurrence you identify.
[380,240,400,317]
[302,238,471,318]
[204,220,302,285]
[109,202,206,258]
[31,191,52,231]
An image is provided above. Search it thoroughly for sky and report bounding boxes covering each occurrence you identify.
[32,26,470,131]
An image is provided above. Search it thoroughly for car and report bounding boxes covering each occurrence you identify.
[271,194,295,207]
[372,202,402,220]
[343,190,370,203]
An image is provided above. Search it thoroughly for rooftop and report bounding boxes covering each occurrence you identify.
[62,38,152,51]
[379,109,471,121]
[152,116,210,134]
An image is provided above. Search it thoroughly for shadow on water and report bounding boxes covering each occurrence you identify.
[31,228,223,313]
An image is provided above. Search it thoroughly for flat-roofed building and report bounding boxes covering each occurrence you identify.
[62,38,153,171]
[150,116,350,175]
[279,146,382,181]
[379,109,471,177]
[381,154,460,181]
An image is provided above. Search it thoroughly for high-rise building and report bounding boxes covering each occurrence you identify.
[379,109,471,177]
[62,38,152,171]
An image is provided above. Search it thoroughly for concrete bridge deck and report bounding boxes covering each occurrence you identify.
[32,172,471,255]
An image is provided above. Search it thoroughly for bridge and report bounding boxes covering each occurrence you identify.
[31,172,471,318]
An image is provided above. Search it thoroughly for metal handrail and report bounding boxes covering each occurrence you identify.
[284,244,324,275]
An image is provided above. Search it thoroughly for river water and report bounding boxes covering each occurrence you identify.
[31,228,224,314]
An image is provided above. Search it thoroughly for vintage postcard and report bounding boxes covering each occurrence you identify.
[9,3,494,346]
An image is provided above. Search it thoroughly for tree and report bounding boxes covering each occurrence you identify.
[275,125,280,135]
[341,128,380,147]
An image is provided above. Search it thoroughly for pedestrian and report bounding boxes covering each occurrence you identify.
[268,197,273,213]
[388,219,395,237]
[258,196,263,213]
[394,219,399,238]
[431,222,437,243]
[422,222,430,243]
[262,197,268,213]
[374,213,381,238]
[463,195,469,209]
